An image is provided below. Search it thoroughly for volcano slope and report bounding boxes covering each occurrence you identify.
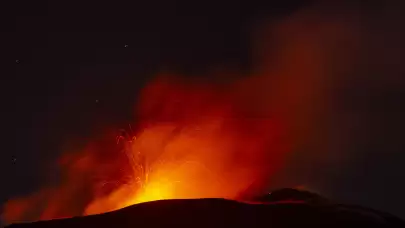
[6,189,405,228]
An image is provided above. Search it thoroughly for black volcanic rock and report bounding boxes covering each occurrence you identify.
[5,195,404,228]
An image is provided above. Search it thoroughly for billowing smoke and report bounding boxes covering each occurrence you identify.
[3,1,405,224]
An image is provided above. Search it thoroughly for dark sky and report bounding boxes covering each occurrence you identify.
[5,0,405,220]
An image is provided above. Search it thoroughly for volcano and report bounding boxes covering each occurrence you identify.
[6,189,404,228]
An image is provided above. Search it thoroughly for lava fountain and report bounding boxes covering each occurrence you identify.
[3,3,358,223]
[84,75,290,215]
[3,74,291,224]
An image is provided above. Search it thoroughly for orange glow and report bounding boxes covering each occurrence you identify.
[3,5,355,223]
[81,78,289,215]
[3,74,290,224]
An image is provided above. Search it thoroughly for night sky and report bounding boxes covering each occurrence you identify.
[5,0,405,220]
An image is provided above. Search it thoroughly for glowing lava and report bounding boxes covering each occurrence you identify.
[83,88,288,215]
[3,5,346,223]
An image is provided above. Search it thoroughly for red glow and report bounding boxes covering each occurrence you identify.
[3,6,349,223]
[3,74,290,224]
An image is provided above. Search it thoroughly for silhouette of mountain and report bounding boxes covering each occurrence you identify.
[6,189,405,228]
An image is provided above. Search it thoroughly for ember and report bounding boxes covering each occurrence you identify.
[3,3,358,224]
[84,76,289,214]
[3,75,290,224]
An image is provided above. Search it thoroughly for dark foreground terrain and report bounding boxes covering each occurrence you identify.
[6,189,405,228]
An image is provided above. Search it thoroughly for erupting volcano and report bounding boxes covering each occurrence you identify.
[4,4,362,224]
[3,74,295,224]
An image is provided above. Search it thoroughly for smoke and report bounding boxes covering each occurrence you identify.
[251,3,405,218]
[237,1,362,190]
[3,0,405,224]
[253,0,405,216]
[313,0,405,216]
